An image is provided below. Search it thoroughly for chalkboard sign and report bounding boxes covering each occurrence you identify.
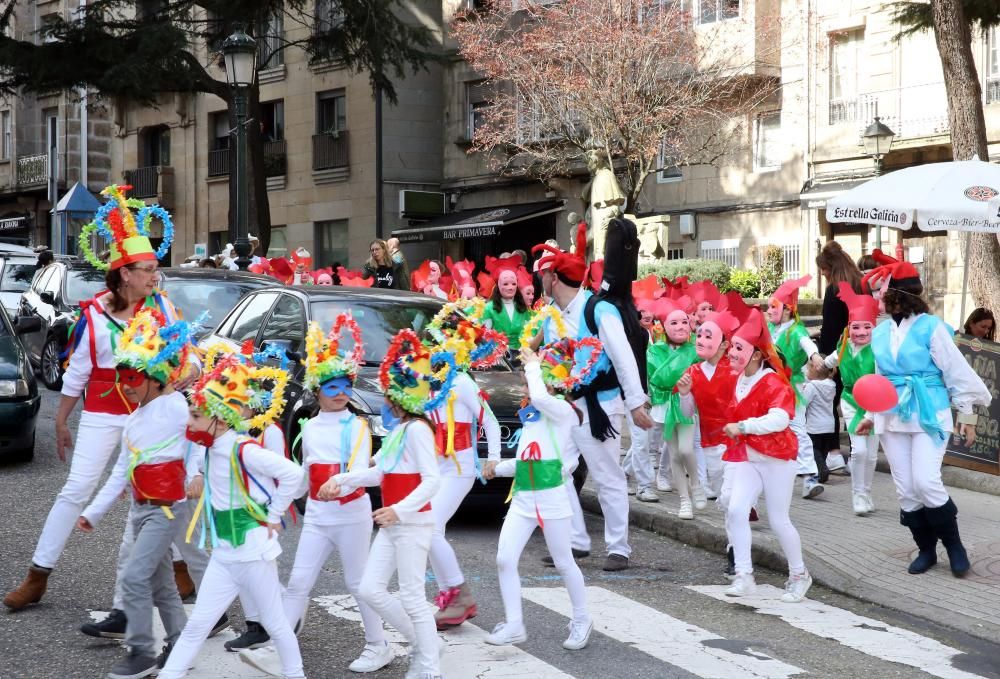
[945,334,1000,475]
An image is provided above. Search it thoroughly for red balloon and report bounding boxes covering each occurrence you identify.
[853,374,898,413]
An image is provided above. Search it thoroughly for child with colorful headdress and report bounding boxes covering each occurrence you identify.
[238,315,394,675]
[424,300,505,629]
[485,338,597,650]
[318,329,453,679]
[75,309,201,678]
[5,185,183,616]
[158,354,305,679]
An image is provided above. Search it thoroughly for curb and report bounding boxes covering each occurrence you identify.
[579,487,1000,645]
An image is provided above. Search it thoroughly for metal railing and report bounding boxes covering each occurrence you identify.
[208,148,229,177]
[257,32,283,70]
[701,246,739,268]
[827,83,950,139]
[312,132,349,170]
[123,166,160,198]
[753,243,801,280]
[16,154,47,186]
[207,140,287,178]
[987,78,1000,104]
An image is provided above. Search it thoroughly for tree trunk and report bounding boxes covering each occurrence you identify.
[930,0,1000,312]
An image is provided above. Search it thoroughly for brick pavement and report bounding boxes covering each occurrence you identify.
[580,457,1000,644]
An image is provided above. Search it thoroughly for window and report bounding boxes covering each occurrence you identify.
[466,81,491,140]
[316,90,346,134]
[988,29,1000,103]
[698,0,738,24]
[753,111,782,171]
[666,247,684,260]
[259,294,307,353]
[829,30,863,123]
[257,8,284,69]
[136,0,165,20]
[224,292,279,344]
[1,111,9,160]
[210,111,229,151]
[140,125,170,166]
[269,226,288,258]
[44,108,58,154]
[700,239,739,268]
[658,145,683,184]
[0,258,36,293]
[314,219,349,268]
[33,266,55,294]
[261,100,284,142]
[315,0,345,34]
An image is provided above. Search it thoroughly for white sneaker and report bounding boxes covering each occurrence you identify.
[562,618,593,650]
[725,573,757,597]
[349,641,395,673]
[485,621,527,646]
[678,498,694,520]
[780,571,813,603]
[801,476,824,499]
[864,492,875,513]
[656,475,673,492]
[826,453,846,472]
[692,485,708,510]
[636,487,659,503]
[852,493,869,516]
[238,646,282,677]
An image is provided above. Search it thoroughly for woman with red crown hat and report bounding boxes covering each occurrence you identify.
[858,251,990,577]
[708,309,813,602]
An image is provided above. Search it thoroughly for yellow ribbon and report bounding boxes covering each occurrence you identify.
[445,391,462,475]
[347,420,368,472]
[185,490,205,544]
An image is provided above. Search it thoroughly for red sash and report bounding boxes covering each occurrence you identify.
[309,463,365,504]
[381,473,430,512]
[85,367,138,415]
[132,459,186,503]
[433,422,473,455]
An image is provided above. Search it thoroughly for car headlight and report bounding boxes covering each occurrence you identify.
[0,379,29,397]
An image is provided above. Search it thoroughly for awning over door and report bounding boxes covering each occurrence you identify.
[392,200,565,243]
[799,177,871,210]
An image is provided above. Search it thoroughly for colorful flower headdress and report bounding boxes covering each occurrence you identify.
[190,353,290,433]
[303,314,365,390]
[427,299,508,370]
[114,307,194,385]
[379,329,458,415]
[519,304,568,348]
[521,305,603,392]
[79,185,174,272]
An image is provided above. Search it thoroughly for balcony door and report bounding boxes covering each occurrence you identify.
[140,125,170,168]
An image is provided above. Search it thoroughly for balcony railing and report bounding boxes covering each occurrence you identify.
[312,131,349,170]
[987,77,1000,104]
[16,154,47,186]
[207,140,287,178]
[124,166,161,198]
[828,83,950,140]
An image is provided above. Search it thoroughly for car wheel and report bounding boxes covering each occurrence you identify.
[12,434,34,463]
[40,336,64,391]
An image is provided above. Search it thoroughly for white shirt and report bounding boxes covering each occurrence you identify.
[502,299,516,321]
[427,371,501,477]
[82,392,193,527]
[299,410,373,526]
[802,377,836,434]
[494,362,577,520]
[334,419,441,525]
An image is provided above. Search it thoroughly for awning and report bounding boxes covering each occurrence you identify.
[392,200,565,243]
[799,177,872,209]
[55,182,102,216]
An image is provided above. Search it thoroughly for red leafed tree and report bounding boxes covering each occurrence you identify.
[452,0,785,213]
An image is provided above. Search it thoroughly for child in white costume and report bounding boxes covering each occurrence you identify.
[159,355,305,679]
[486,341,593,650]
[320,329,453,679]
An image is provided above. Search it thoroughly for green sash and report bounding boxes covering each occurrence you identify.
[771,321,809,403]
[212,507,263,548]
[513,458,563,493]
[839,338,876,435]
[648,341,698,436]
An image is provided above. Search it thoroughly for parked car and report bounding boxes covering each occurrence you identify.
[198,286,586,507]
[0,304,42,462]
[0,243,41,320]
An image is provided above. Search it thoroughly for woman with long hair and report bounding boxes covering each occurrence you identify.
[963,307,995,341]
[362,239,406,290]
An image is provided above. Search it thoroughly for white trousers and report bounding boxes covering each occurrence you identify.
[700,444,726,498]
[282,520,384,643]
[726,457,805,576]
[880,431,949,512]
[571,414,630,557]
[32,414,125,568]
[622,411,654,489]
[160,557,304,679]
[791,405,818,476]
[651,420,672,484]
[428,473,475,590]
[848,433,879,495]
[667,423,699,502]
[496,514,587,628]
[358,524,439,676]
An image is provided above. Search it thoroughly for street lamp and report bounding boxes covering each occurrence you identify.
[862,116,896,250]
[222,27,257,270]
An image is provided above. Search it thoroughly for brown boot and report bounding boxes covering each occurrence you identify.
[3,566,50,611]
[173,561,195,600]
[433,582,477,630]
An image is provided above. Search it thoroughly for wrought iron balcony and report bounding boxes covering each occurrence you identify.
[312,131,349,171]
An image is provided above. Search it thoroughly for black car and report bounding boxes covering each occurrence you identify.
[0,304,42,462]
[198,286,584,506]
[18,263,280,391]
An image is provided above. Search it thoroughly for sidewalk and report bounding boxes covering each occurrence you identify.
[581,458,1000,644]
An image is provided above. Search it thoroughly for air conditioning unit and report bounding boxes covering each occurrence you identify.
[679,213,696,238]
[399,190,446,220]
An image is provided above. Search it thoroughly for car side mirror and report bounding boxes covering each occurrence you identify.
[15,316,41,335]
[39,291,55,305]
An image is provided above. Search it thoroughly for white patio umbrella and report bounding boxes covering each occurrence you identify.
[826,158,1000,321]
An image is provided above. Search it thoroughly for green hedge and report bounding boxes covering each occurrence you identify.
[724,269,761,298]
[638,258,731,289]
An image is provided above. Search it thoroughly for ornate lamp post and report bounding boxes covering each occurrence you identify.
[221,28,257,270]
[862,116,896,250]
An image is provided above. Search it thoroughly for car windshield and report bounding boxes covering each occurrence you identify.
[65,268,106,306]
[310,299,440,364]
[1,259,36,293]
[162,279,261,333]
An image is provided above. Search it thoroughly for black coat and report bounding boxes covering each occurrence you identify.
[817,283,849,356]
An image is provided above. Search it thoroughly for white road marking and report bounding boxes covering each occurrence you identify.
[316,593,575,678]
[689,585,983,679]
[521,586,805,678]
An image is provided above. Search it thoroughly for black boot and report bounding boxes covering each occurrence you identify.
[80,608,128,639]
[899,508,938,574]
[724,546,736,578]
[814,448,829,484]
[925,499,971,577]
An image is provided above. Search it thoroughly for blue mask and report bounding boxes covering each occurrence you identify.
[320,376,354,398]
[380,402,401,431]
[518,404,541,424]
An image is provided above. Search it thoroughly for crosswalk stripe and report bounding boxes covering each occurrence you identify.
[521,586,805,678]
[316,594,575,678]
[689,585,982,679]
